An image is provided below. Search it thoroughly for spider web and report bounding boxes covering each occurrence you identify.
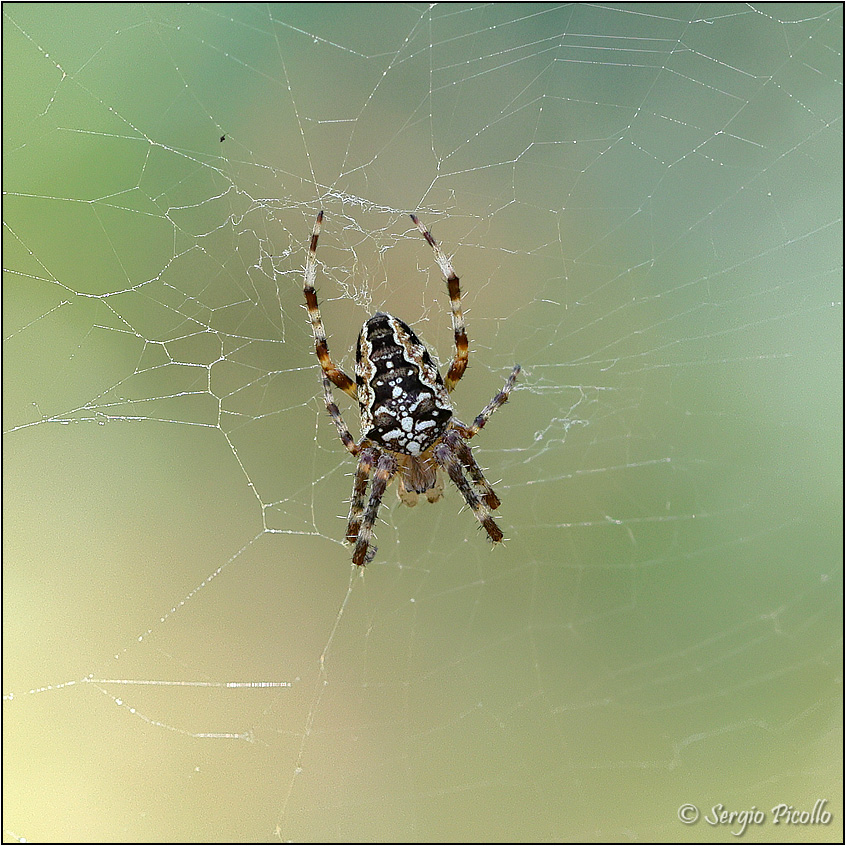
[3,3,842,842]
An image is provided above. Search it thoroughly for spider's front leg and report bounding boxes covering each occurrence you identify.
[448,429,501,511]
[347,446,378,543]
[434,434,504,544]
[352,451,397,566]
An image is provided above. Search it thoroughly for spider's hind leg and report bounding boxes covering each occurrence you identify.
[410,214,468,393]
[304,211,357,399]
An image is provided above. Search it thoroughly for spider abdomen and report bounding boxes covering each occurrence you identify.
[356,312,452,456]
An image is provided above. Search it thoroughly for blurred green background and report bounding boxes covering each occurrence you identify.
[4,3,841,842]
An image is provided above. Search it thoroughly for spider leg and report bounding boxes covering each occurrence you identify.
[346,446,378,543]
[434,440,503,544]
[410,214,468,393]
[446,429,500,511]
[454,364,521,440]
[304,211,357,398]
[352,452,397,566]
[322,374,359,456]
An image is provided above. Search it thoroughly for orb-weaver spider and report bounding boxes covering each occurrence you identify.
[303,212,519,566]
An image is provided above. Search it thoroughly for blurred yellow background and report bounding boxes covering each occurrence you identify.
[4,3,841,842]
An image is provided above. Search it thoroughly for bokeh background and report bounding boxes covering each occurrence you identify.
[4,3,842,842]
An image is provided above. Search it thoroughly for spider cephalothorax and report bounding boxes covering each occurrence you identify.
[303,211,519,566]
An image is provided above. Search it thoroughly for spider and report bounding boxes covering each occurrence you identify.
[303,211,520,566]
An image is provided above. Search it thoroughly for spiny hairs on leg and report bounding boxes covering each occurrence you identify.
[455,364,521,440]
[434,440,504,544]
[446,429,500,511]
[346,446,378,544]
[322,374,359,456]
[304,211,357,398]
[410,214,469,392]
[352,452,397,566]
